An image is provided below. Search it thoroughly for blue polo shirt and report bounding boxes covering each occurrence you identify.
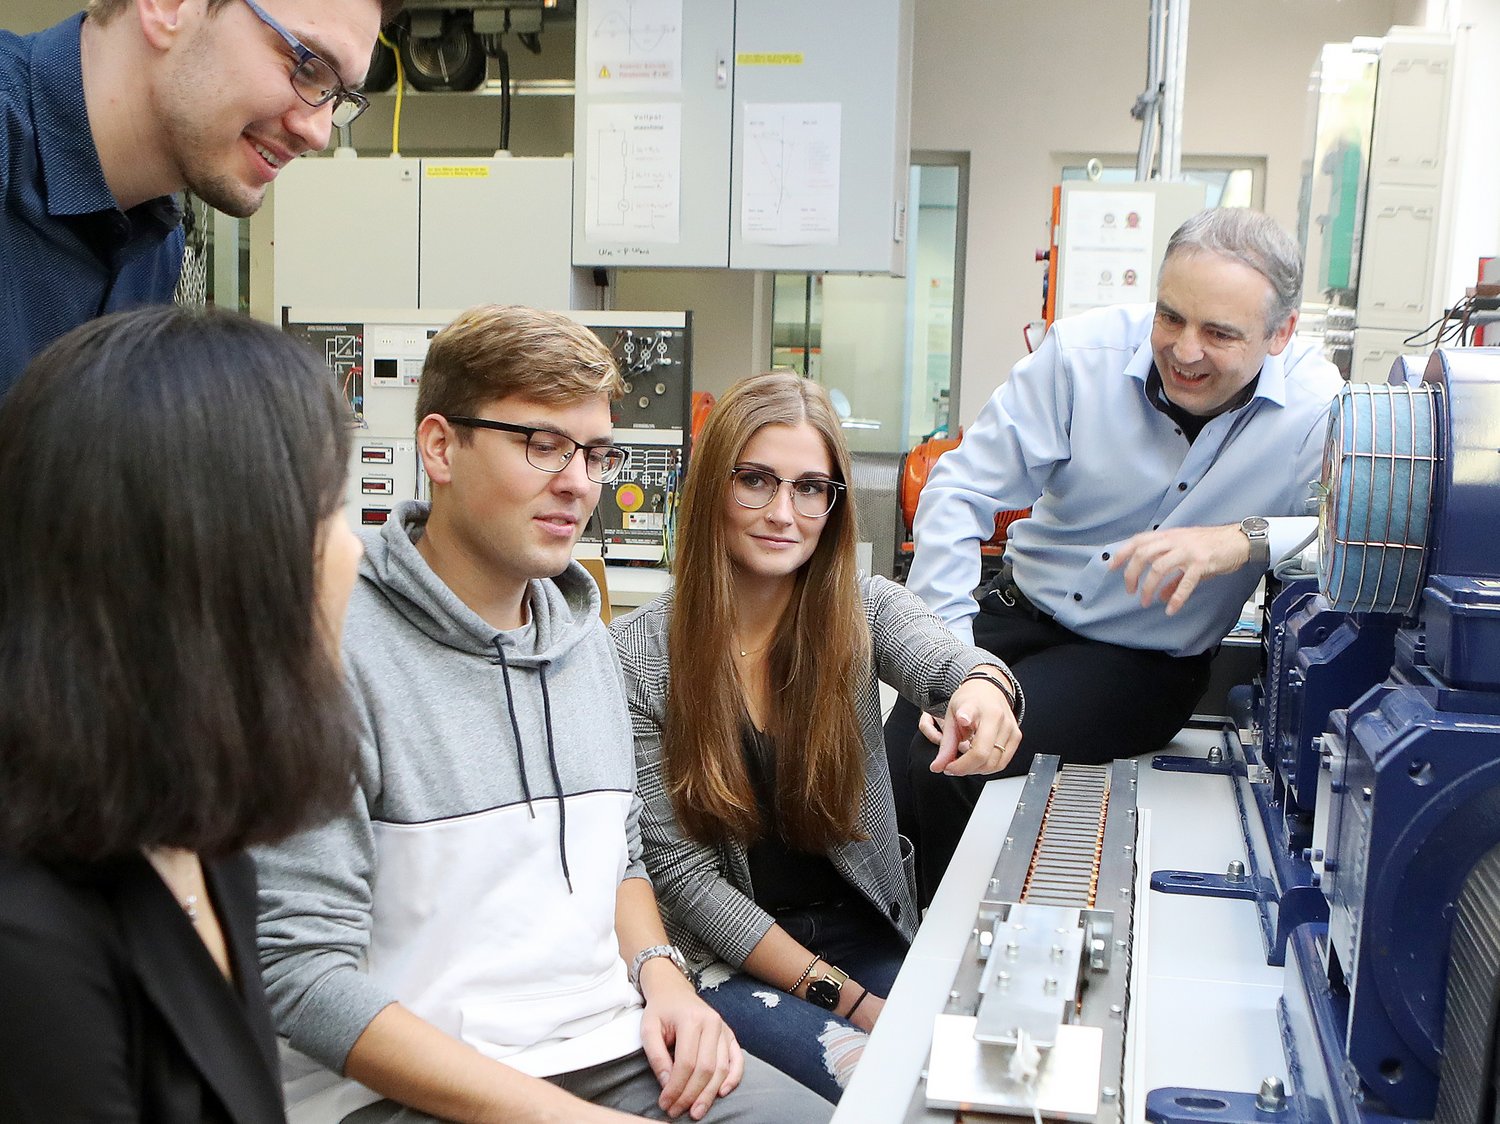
[1,14,184,396]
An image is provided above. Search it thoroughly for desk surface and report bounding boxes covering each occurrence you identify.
[835,729,1285,1122]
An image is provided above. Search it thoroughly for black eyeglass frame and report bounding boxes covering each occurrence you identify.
[443,415,632,483]
[241,0,370,128]
[727,466,846,519]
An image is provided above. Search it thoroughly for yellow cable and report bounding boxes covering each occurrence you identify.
[378,30,403,156]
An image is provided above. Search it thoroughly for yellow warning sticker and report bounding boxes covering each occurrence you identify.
[599,65,611,79]
[736,52,804,66]
[425,165,490,179]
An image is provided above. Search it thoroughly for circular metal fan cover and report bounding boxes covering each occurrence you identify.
[1319,382,1439,614]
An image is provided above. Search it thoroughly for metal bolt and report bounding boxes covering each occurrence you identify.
[1043,976,1058,994]
[989,878,1002,892]
[1115,939,1128,950]
[1120,886,1131,898]
[1256,1077,1287,1112]
[1227,860,1246,881]
[1102,1086,1118,1100]
[1051,944,1065,959]
[997,970,1011,987]
[1123,843,1134,853]
[1006,941,1020,958]
[1208,745,1224,764]
[1109,1003,1123,1017]
[949,990,960,1000]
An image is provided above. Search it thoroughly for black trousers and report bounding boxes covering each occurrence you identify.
[885,587,1213,905]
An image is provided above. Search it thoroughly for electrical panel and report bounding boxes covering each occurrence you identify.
[259,156,592,323]
[571,0,915,274]
[283,307,690,564]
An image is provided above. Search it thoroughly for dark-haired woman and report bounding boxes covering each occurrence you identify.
[0,306,362,1122]
[611,372,1023,1103]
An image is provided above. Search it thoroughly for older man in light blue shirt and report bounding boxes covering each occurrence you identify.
[897,208,1342,898]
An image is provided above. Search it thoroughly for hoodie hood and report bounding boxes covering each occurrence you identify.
[362,500,603,667]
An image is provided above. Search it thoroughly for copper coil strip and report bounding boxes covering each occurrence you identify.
[1019,763,1111,907]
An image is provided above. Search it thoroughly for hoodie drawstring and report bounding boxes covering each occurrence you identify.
[537,666,574,894]
[493,638,574,894]
[493,640,537,818]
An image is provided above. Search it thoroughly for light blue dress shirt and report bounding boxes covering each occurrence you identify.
[909,303,1342,657]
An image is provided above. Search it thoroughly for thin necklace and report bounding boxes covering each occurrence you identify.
[735,635,771,658]
[144,847,202,923]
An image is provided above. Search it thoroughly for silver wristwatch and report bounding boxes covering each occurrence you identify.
[1239,516,1271,568]
[629,943,693,990]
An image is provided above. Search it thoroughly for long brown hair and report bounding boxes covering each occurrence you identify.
[665,372,869,851]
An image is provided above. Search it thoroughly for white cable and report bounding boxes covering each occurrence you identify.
[1008,1027,1044,1124]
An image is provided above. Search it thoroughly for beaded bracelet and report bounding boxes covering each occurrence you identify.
[790,955,821,994]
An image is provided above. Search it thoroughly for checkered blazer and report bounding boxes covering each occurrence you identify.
[610,574,1006,973]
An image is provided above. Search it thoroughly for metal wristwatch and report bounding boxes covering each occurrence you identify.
[1239,516,1271,568]
[804,963,850,1011]
[629,944,692,990]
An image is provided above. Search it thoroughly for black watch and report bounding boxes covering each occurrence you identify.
[804,964,849,1011]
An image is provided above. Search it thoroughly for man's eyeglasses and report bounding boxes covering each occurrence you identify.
[729,466,845,519]
[241,0,370,128]
[444,416,632,484]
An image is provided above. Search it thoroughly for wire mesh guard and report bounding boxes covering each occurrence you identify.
[1319,382,1440,615]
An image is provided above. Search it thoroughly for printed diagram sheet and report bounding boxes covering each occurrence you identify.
[585,103,683,244]
[586,0,682,92]
[741,103,841,246]
[1059,191,1157,315]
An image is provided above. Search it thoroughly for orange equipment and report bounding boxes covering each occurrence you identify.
[895,431,1029,580]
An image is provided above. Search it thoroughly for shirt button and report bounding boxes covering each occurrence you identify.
[1152,524,1160,530]
[889,901,901,921]
[1174,428,1182,436]
[1177,482,1188,492]
[1101,551,1111,561]
[1073,592,1083,602]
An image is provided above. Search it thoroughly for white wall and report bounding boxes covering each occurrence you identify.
[911,0,1414,423]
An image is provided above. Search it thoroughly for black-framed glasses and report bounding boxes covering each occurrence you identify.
[444,416,632,484]
[242,0,370,128]
[729,466,845,519]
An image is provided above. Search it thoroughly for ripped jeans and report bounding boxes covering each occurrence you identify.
[697,897,908,1103]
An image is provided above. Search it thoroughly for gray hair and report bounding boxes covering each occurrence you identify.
[1161,208,1303,335]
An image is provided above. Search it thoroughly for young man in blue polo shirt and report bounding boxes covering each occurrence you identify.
[0,0,395,392]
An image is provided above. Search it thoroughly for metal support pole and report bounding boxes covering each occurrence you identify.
[1159,0,1190,182]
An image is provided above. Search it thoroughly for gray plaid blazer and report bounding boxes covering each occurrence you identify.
[610,573,1006,974]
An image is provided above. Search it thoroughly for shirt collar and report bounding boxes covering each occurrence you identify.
[1124,315,1291,408]
[32,13,181,233]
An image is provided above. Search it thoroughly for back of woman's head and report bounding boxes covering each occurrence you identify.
[0,306,358,861]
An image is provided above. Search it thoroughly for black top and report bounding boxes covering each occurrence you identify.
[1146,365,1261,444]
[741,725,856,913]
[0,850,287,1123]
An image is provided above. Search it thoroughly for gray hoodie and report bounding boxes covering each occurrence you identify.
[256,501,647,1122]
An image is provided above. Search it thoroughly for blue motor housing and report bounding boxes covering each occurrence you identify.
[1272,594,1399,826]
[1311,348,1500,1118]
[1320,677,1500,1117]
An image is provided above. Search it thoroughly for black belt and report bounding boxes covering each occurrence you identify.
[980,570,1053,624]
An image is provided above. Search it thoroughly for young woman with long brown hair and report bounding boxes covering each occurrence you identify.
[611,371,1023,1102]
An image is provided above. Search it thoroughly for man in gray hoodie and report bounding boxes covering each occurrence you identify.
[255,305,831,1123]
